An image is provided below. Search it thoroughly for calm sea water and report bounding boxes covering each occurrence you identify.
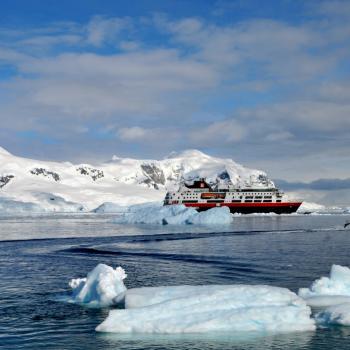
[1,213,350,349]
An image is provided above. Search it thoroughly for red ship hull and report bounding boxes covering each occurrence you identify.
[179,202,302,214]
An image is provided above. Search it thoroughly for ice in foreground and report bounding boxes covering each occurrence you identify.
[299,265,350,306]
[299,265,350,326]
[96,284,315,334]
[69,264,127,307]
[315,303,350,326]
[114,204,233,225]
[67,263,315,334]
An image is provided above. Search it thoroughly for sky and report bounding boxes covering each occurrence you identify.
[0,0,349,190]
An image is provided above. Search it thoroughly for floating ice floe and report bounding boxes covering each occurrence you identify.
[66,263,315,334]
[315,303,350,326]
[299,265,350,306]
[113,203,233,225]
[297,201,326,214]
[69,264,127,307]
[298,265,350,326]
[97,284,315,334]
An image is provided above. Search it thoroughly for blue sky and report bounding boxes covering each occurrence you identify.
[0,0,350,185]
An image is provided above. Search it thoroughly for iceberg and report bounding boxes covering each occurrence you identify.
[301,295,350,308]
[315,303,350,326]
[298,265,350,327]
[186,206,233,225]
[92,202,128,213]
[297,201,326,213]
[97,284,315,334]
[68,264,127,307]
[66,263,315,334]
[299,265,350,307]
[114,204,233,225]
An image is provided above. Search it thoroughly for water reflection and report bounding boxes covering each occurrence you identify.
[99,330,315,350]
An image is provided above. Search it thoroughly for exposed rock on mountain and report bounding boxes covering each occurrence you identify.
[76,167,104,181]
[0,147,272,212]
[30,168,60,181]
[0,175,14,188]
[140,163,166,189]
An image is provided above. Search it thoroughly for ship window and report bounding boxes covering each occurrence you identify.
[245,200,253,202]
[276,200,281,202]
[263,200,272,202]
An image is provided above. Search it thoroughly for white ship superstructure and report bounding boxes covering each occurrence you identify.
[164,178,301,214]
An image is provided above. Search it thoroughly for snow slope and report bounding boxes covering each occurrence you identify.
[0,147,271,212]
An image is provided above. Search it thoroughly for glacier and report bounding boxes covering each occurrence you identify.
[113,204,233,225]
[68,264,127,307]
[0,197,43,214]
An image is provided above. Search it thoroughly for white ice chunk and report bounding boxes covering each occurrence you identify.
[297,201,325,213]
[315,303,350,326]
[299,265,350,304]
[114,204,233,225]
[92,202,128,213]
[69,264,127,307]
[302,295,350,308]
[96,285,315,334]
[189,206,232,225]
[114,204,197,224]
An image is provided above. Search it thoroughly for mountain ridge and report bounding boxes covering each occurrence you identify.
[0,146,272,212]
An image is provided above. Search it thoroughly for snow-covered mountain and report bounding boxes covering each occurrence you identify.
[0,147,272,212]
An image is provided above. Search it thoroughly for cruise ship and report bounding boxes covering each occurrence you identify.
[164,178,302,214]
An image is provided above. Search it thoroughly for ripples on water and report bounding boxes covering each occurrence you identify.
[1,214,350,349]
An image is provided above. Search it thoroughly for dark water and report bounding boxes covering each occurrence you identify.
[1,214,350,349]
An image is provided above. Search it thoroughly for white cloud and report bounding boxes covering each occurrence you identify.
[190,120,246,146]
[86,16,131,46]
[265,131,294,142]
[6,49,218,119]
[118,126,153,141]
[0,9,349,182]
[18,34,81,48]
[247,100,350,132]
